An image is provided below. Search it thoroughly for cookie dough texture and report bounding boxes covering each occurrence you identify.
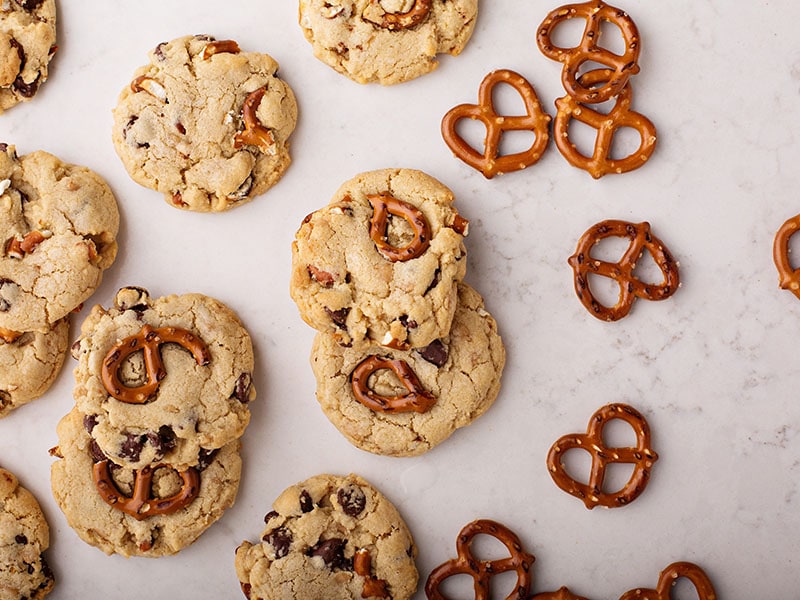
[111,34,298,212]
[235,473,418,600]
[0,467,54,599]
[50,408,241,557]
[71,287,256,471]
[290,168,468,350]
[0,0,56,114]
[0,317,68,418]
[298,0,477,84]
[0,145,120,332]
[312,283,504,456]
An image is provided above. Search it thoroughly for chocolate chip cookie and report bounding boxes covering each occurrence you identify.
[50,408,241,557]
[298,0,478,84]
[0,466,54,598]
[235,473,418,599]
[290,168,469,350]
[0,0,56,114]
[111,34,298,212]
[71,287,256,471]
[311,283,504,456]
[0,144,120,333]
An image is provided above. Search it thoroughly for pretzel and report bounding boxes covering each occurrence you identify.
[367,192,432,262]
[530,588,589,600]
[350,355,436,414]
[441,69,551,179]
[369,0,431,30]
[537,0,641,104]
[233,87,275,151]
[92,459,200,521]
[772,213,800,300]
[567,220,679,321]
[618,561,717,600]
[101,324,212,404]
[546,403,658,509]
[354,548,390,598]
[201,39,241,60]
[425,519,535,600]
[553,69,656,179]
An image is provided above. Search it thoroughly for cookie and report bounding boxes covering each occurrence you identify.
[0,0,56,114]
[50,408,241,557]
[70,287,256,471]
[0,466,54,599]
[235,473,418,600]
[111,34,298,212]
[311,283,504,456]
[0,144,120,333]
[298,0,478,85]
[290,168,469,350]
[0,317,68,418]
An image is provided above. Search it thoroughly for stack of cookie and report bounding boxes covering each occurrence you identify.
[290,168,505,456]
[50,286,256,557]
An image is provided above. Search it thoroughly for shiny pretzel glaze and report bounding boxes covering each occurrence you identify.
[568,220,679,321]
[92,459,200,521]
[773,213,800,300]
[369,0,432,30]
[547,403,658,509]
[350,355,436,413]
[233,87,276,151]
[425,519,535,600]
[201,39,241,60]
[101,324,212,404]
[441,69,551,179]
[618,561,717,600]
[553,69,656,179]
[537,0,641,104]
[367,192,432,262]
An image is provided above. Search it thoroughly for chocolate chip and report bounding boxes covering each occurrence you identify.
[308,538,351,570]
[230,372,253,403]
[299,490,314,513]
[154,42,168,61]
[424,268,441,294]
[0,278,15,312]
[0,143,7,153]
[15,534,27,544]
[83,414,98,434]
[119,432,148,462]
[263,526,292,558]
[88,440,107,463]
[12,73,40,98]
[228,175,253,201]
[152,425,176,456]
[264,510,278,523]
[416,339,448,367]
[197,448,218,471]
[337,484,366,517]
[13,0,45,10]
[324,307,350,329]
[398,315,417,329]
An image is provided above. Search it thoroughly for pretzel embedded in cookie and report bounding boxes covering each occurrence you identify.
[233,87,275,151]
[350,355,436,414]
[568,220,679,321]
[368,0,432,30]
[772,213,800,300]
[441,69,551,178]
[425,519,535,600]
[537,0,641,104]
[546,403,658,509]
[367,192,432,262]
[618,561,717,600]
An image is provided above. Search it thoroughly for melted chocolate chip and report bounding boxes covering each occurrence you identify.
[12,73,40,98]
[152,425,176,456]
[398,314,418,329]
[264,510,278,523]
[0,278,15,312]
[230,372,253,403]
[308,538,351,570]
[197,448,218,471]
[13,0,45,9]
[416,339,448,367]
[299,490,314,513]
[337,484,366,517]
[119,432,148,462]
[424,268,441,294]
[15,534,27,544]
[88,440,107,463]
[83,414,98,434]
[154,42,168,61]
[324,307,350,329]
[263,526,292,558]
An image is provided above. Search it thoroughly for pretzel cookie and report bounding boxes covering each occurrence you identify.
[235,473,418,600]
[0,0,56,114]
[111,35,297,212]
[311,283,504,456]
[50,408,241,557]
[290,168,469,350]
[0,466,54,598]
[71,287,256,471]
[298,0,477,85]
[0,145,119,333]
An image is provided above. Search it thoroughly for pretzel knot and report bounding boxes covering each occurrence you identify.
[618,561,717,600]
[553,69,656,179]
[369,0,432,30]
[547,403,658,509]
[350,355,436,414]
[425,519,535,600]
[233,86,275,151]
[367,192,432,262]
[772,213,800,300]
[568,220,679,322]
[441,69,551,179]
[537,0,641,104]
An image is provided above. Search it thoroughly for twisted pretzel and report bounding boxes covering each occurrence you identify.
[537,0,641,104]
[367,193,432,262]
[233,87,275,151]
[618,561,717,600]
[547,403,658,509]
[350,355,436,414]
[568,220,679,321]
[553,69,656,179]
[425,519,535,600]
[92,459,200,521]
[101,324,212,404]
[441,69,551,179]
[368,0,431,30]
[773,213,800,300]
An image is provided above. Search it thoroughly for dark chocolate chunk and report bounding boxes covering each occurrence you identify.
[337,484,366,517]
[416,339,448,367]
[263,526,292,558]
[299,490,314,513]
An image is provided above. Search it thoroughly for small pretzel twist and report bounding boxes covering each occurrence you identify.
[618,561,717,600]
[233,87,275,151]
[537,0,641,104]
[773,213,800,300]
[568,220,679,321]
[351,355,436,414]
[367,193,432,262]
[369,0,432,30]
[547,403,658,509]
[425,519,535,600]
[441,69,551,179]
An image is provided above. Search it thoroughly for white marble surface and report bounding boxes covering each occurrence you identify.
[1,0,799,597]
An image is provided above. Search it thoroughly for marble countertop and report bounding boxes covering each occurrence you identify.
[2,0,799,597]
